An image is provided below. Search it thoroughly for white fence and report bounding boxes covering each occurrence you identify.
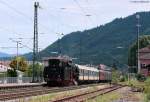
[0,77,44,84]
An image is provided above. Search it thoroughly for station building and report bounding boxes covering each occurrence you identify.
[0,61,11,72]
[139,46,150,77]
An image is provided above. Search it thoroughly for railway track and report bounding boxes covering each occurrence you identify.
[49,84,125,102]
[0,83,106,101]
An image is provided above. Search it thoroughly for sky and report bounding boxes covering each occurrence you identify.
[0,0,150,54]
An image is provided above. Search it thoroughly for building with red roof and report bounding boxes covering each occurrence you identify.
[139,45,150,76]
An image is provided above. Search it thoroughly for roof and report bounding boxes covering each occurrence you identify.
[139,45,150,53]
[76,64,99,72]
[0,64,11,72]
[140,53,150,60]
[43,56,72,62]
[139,45,150,60]
[99,64,111,71]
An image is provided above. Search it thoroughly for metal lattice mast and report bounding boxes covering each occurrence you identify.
[32,2,39,82]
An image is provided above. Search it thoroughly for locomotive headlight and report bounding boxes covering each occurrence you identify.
[59,62,62,67]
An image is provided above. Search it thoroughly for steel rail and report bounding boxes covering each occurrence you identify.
[49,85,125,102]
[0,83,106,101]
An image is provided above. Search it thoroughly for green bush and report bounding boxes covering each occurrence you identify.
[119,75,125,82]
[144,77,150,102]
[7,69,17,77]
[136,74,146,82]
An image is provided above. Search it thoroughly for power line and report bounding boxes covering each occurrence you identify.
[0,0,56,34]
[9,38,32,51]
[0,0,32,21]
[130,0,150,3]
[43,0,80,32]
[0,26,21,36]
[18,42,33,51]
[72,0,94,25]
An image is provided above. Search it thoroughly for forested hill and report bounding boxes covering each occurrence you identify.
[35,11,150,67]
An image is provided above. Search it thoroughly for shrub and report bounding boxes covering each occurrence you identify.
[144,77,150,102]
[136,74,146,82]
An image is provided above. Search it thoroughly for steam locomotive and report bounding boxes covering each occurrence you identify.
[43,57,111,86]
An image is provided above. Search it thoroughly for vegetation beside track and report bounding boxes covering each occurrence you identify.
[87,86,144,102]
[87,91,122,102]
[119,77,150,102]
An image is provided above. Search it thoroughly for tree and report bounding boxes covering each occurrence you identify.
[112,67,120,83]
[128,35,150,67]
[24,63,43,81]
[24,64,33,77]
[112,63,117,70]
[7,69,17,77]
[9,57,28,72]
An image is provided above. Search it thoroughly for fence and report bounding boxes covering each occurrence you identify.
[0,77,44,84]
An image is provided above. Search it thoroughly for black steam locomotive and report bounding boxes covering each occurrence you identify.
[43,57,111,86]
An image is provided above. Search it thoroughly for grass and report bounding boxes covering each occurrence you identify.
[87,91,122,102]
[86,79,145,102]
[119,79,145,89]
[87,88,144,102]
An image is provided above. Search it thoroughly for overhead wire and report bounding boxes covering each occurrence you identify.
[72,0,94,26]
[9,38,33,51]
[0,0,32,21]
[0,0,56,54]
[84,0,100,26]
[43,0,80,32]
[0,0,57,34]
[38,0,81,56]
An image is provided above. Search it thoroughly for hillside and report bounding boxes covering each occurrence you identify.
[30,11,150,67]
[0,52,11,58]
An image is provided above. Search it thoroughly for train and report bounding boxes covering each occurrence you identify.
[43,57,112,86]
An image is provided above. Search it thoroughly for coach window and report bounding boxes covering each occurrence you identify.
[81,69,83,76]
[84,70,86,76]
[89,71,91,76]
[80,69,82,76]
[86,70,88,76]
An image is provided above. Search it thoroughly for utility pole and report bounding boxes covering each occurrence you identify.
[16,41,20,70]
[79,36,82,64]
[136,14,141,74]
[56,33,64,56]
[9,38,22,70]
[32,2,39,82]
